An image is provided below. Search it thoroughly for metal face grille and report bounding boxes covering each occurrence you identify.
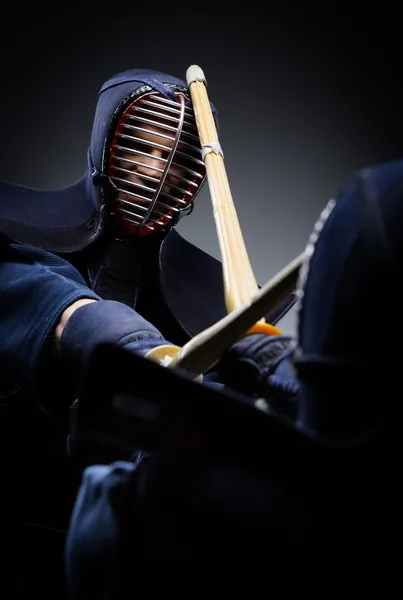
[108,91,206,236]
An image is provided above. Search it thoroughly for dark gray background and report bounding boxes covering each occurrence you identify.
[1,2,401,334]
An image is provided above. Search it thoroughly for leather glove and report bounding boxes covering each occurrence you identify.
[218,333,298,399]
[60,300,177,390]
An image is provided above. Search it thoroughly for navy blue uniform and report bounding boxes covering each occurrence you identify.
[0,68,303,596]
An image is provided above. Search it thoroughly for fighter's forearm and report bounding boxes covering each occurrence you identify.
[54,298,98,349]
[0,243,100,386]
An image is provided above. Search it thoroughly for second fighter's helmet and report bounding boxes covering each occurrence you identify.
[88,69,218,237]
[293,160,403,438]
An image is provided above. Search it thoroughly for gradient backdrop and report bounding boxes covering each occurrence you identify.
[1,2,401,334]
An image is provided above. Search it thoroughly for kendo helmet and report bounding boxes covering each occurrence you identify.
[88,69,219,237]
[293,159,403,437]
